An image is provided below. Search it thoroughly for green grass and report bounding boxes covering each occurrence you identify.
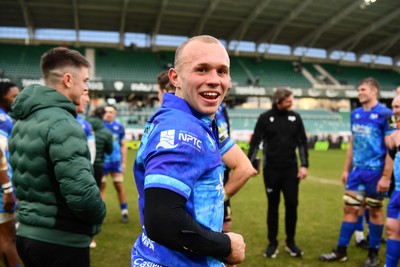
[91,149,388,267]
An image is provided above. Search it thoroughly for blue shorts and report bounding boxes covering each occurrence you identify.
[131,246,164,267]
[346,167,385,197]
[387,190,400,220]
[103,161,123,174]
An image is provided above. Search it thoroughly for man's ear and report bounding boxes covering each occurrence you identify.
[168,68,179,88]
[62,72,72,88]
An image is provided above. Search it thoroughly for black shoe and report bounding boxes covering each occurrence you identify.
[364,251,379,267]
[319,249,348,262]
[121,213,129,223]
[285,242,304,257]
[356,239,369,250]
[263,243,279,258]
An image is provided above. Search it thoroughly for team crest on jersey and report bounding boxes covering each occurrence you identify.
[156,130,178,149]
[269,116,274,122]
[288,115,296,122]
[370,113,378,120]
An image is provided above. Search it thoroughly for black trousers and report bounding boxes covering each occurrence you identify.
[16,236,90,267]
[263,167,299,245]
[93,164,104,188]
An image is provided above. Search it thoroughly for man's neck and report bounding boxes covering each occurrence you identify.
[362,99,378,111]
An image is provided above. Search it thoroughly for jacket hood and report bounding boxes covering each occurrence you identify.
[87,117,105,131]
[11,84,77,120]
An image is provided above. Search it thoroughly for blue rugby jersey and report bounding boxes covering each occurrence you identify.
[104,120,125,163]
[0,108,16,213]
[133,93,225,267]
[76,114,95,142]
[393,152,400,192]
[350,103,394,169]
[215,103,234,156]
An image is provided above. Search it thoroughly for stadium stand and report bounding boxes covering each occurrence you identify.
[0,43,85,78]
[95,48,167,83]
[321,63,400,90]
[231,56,313,88]
[113,105,349,138]
[0,43,394,140]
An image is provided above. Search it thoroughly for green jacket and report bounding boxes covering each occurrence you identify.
[9,84,106,248]
[87,116,113,166]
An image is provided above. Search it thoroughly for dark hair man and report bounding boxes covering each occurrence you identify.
[248,87,308,259]
[9,47,106,267]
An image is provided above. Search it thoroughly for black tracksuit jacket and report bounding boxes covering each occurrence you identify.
[248,104,309,170]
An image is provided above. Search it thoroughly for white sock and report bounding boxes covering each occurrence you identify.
[355,231,365,243]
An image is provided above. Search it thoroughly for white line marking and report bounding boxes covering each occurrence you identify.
[307,175,342,186]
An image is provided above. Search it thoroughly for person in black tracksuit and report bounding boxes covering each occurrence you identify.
[248,88,309,259]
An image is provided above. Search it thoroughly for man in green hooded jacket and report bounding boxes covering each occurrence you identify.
[9,47,106,267]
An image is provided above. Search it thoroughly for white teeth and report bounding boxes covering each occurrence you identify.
[202,92,218,96]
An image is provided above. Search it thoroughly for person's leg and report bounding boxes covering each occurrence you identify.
[367,206,384,250]
[281,168,299,245]
[386,191,400,267]
[281,168,303,257]
[93,164,104,189]
[112,172,129,222]
[101,163,112,200]
[363,169,386,267]
[320,169,364,262]
[355,206,366,240]
[100,175,108,200]
[385,218,400,267]
[0,216,20,267]
[337,191,363,251]
[264,168,281,247]
[16,236,90,267]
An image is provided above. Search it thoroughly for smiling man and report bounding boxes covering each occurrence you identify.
[131,35,246,267]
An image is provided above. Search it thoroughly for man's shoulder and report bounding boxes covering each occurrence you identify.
[258,109,273,118]
[111,120,125,129]
[151,112,212,144]
[375,103,393,115]
[289,110,302,117]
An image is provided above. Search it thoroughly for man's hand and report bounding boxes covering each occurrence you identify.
[341,170,349,186]
[377,176,391,193]
[391,130,400,147]
[297,167,308,180]
[3,191,15,212]
[223,232,245,265]
[251,158,260,174]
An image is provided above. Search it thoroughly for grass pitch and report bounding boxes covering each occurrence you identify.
[91,149,389,267]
